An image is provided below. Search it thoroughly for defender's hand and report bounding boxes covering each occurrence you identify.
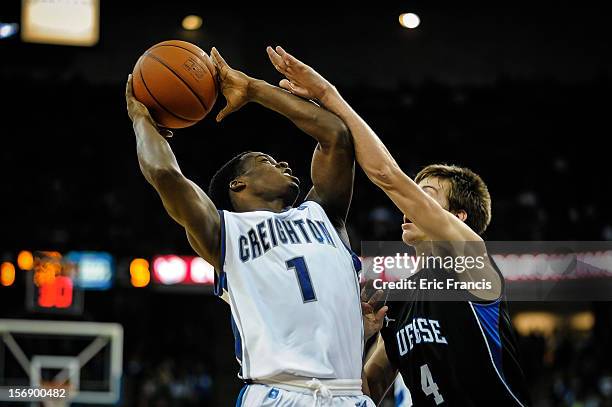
[266,46,334,102]
[210,47,254,122]
[125,75,173,137]
[361,280,388,341]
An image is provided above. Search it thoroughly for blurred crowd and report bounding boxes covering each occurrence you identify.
[518,329,612,407]
[124,356,213,407]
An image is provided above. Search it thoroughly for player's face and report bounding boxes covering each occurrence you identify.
[240,152,300,206]
[401,177,451,245]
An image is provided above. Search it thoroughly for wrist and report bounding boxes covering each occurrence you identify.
[246,78,265,101]
[132,112,149,127]
[133,112,155,127]
[319,84,341,107]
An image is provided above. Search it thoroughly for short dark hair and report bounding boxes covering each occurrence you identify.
[415,164,492,235]
[208,152,251,211]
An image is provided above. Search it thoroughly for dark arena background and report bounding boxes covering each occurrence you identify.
[1,1,611,406]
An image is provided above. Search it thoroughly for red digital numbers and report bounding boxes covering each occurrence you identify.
[38,276,73,309]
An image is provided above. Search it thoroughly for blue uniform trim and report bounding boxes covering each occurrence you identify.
[351,251,363,274]
[469,302,525,406]
[235,384,248,407]
[214,210,227,296]
[338,237,362,274]
[231,315,243,362]
[395,389,405,406]
[213,272,227,296]
[472,300,503,378]
[267,388,279,399]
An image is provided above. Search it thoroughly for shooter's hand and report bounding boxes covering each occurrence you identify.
[125,75,173,138]
[361,280,388,341]
[266,46,335,103]
[210,47,254,122]
[126,74,152,122]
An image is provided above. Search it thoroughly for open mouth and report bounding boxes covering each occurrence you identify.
[283,169,300,184]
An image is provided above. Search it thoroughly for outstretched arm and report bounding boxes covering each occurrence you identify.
[210,48,354,231]
[126,76,221,269]
[265,46,480,243]
[266,48,503,301]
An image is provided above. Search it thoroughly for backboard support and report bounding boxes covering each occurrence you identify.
[0,319,123,406]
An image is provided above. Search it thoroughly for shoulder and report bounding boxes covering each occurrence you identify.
[297,200,323,211]
[297,200,335,222]
[302,199,351,243]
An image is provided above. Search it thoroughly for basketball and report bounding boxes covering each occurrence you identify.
[132,40,217,129]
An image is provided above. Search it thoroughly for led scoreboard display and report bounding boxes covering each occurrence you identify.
[26,251,83,315]
[151,255,215,292]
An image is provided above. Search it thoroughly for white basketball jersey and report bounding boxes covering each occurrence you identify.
[215,200,363,381]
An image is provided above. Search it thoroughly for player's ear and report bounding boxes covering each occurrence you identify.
[454,210,468,223]
[229,179,246,192]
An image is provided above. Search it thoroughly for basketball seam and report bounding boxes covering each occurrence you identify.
[138,62,194,124]
[143,51,209,112]
[150,43,216,89]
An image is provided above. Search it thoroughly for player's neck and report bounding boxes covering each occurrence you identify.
[413,241,433,267]
[234,196,290,213]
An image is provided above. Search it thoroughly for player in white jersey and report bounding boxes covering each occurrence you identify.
[126,47,375,406]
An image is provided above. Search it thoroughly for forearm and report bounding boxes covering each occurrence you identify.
[361,368,371,396]
[364,360,396,403]
[248,79,349,147]
[131,115,220,263]
[320,89,451,231]
[321,89,402,187]
[133,115,181,185]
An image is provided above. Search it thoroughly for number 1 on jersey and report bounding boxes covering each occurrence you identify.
[286,256,317,303]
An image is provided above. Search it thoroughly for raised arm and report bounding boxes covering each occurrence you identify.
[126,76,221,269]
[210,48,354,231]
[265,46,479,243]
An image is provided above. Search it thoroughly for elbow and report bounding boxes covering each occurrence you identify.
[141,165,182,188]
[367,162,402,191]
[320,116,352,150]
[333,119,351,145]
[363,364,387,403]
[335,120,352,150]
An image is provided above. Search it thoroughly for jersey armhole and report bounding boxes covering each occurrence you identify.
[468,254,506,304]
[213,209,228,299]
[302,200,362,274]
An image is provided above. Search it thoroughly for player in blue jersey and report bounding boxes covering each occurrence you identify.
[267,45,530,406]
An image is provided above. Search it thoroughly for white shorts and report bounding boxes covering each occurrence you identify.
[237,384,376,407]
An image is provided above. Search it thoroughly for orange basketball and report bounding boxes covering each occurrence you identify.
[132,40,217,129]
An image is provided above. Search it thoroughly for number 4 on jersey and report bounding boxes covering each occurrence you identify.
[421,364,444,404]
[286,256,317,303]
